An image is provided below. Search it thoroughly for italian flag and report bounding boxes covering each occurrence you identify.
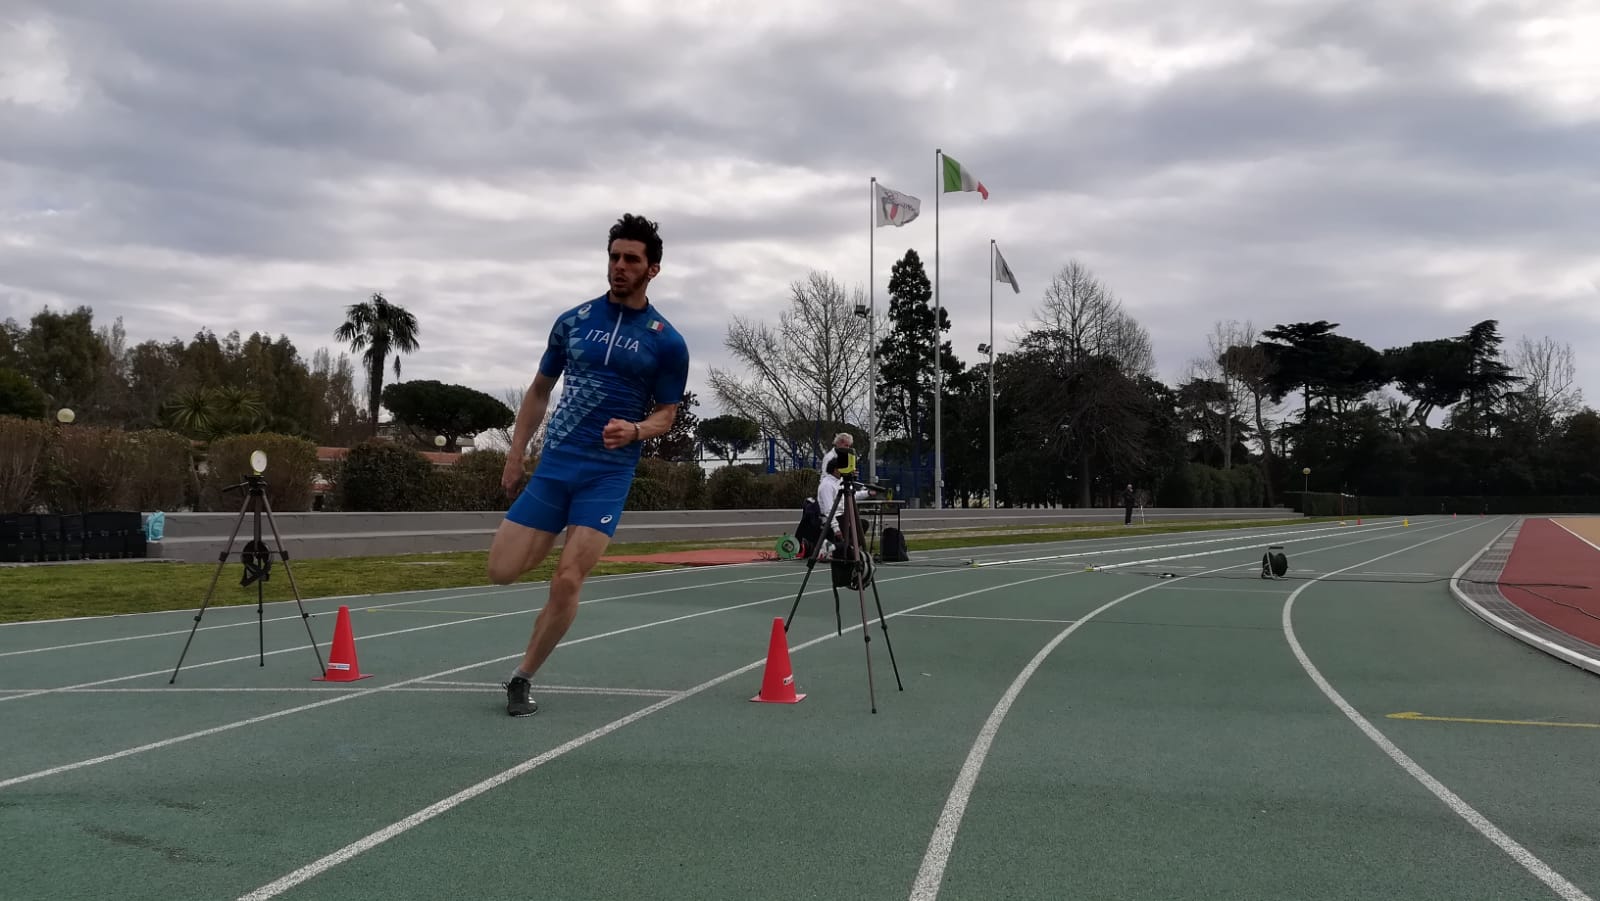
[941,153,988,199]
[648,320,664,332]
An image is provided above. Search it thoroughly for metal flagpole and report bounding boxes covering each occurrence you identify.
[989,239,996,509]
[868,177,876,485]
[933,148,942,509]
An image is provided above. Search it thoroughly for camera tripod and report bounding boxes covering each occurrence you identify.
[169,472,326,683]
[783,473,903,713]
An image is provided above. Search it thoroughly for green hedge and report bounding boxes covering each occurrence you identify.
[202,433,319,513]
[0,416,201,514]
[332,441,434,512]
[1159,463,1268,507]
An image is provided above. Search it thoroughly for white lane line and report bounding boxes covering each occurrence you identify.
[1282,520,1593,901]
[902,614,1079,625]
[0,569,810,703]
[905,518,1465,901]
[912,519,1381,565]
[0,565,697,629]
[234,521,1448,901]
[962,520,1397,568]
[36,684,679,698]
[0,522,1420,794]
[0,568,952,790]
[1550,518,1600,555]
[0,568,806,658]
[1150,585,1287,594]
[234,567,1088,901]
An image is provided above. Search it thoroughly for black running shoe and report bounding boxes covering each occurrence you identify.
[503,676,538,717]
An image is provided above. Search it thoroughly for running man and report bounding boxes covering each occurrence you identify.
[489,213,690,717]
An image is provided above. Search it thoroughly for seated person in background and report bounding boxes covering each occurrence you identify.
[816,447,872,556]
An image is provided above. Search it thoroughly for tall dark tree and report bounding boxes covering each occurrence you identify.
[640,390,700,463]
[334,292,421,438]
[1384,338,1473,427]
[1452,320,1521,439]
[874,249,962,500]
[17,306,109,417]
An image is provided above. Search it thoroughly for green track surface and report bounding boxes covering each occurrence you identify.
[2,517,1597,900]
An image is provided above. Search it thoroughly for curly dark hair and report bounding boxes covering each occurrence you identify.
[608,213,663,265]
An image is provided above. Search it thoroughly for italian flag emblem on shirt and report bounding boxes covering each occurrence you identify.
[647,320,664,332]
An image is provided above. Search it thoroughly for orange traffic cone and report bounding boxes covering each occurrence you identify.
[751,617,805,703]
[313,605,373,682]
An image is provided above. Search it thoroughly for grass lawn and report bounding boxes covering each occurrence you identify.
[0,516,1354,624]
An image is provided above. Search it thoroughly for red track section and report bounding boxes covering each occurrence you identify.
[1499,518,1600,647]
[601,548,775,566]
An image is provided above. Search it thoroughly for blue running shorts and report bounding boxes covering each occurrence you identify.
[506,455,634,538]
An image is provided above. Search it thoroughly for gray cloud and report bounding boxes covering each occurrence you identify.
[2,0,1597,430]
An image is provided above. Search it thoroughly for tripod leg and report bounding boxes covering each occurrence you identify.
[785,488,849,633]
[259,490,327,675]
[170,492,252,683]
[846,493,878,714]
[869,576,904,692]
[253,492,266,667]
[783,532,827,632]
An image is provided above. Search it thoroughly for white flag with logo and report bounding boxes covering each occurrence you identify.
[874,183,921,227]
[993,243,1020,294]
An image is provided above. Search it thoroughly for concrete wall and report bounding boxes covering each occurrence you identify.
[149,506,1300,563]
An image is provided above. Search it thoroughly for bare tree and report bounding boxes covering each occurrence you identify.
[707,271,873,445]
[1506,335,1582,446]
[1027,261,1155,377]
[1187,320,1258,469]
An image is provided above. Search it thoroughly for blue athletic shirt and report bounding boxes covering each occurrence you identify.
[536,294,690,470]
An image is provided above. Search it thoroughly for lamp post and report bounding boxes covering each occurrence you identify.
[1302,467,1310,494]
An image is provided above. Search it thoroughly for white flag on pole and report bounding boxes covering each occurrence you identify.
[874,183,921,227]
[993,243,1020,294]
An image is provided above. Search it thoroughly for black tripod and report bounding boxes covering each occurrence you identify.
[169,471,325,683]
[783,471,903,713]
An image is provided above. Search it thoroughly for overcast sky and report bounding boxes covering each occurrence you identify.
[4,0,1598,423]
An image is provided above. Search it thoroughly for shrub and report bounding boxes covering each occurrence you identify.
[334,440,433,511]
[0,415,51,512]
[624,476,672,511]
[706,465,760,509]
[124,429,195,511]
[426,449,515,510]
[635,457,706,509]
[760,469,817,509]
[39,424,134,514]
[202,433,320,512]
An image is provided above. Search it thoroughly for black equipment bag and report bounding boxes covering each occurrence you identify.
[794,500,822,556]
[880,526,909,562]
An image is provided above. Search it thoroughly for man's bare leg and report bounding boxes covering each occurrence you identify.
[497,524,612,716]
[486,518,559,586]
[513,525,612,677]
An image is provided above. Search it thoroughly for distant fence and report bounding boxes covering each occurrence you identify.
[1287,492,1600,516]
[143,505,1302,563]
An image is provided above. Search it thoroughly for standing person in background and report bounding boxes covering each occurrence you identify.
[1123,483,1136,526]
[819,432,854,474]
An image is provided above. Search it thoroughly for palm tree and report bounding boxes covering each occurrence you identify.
[334,292,420,439]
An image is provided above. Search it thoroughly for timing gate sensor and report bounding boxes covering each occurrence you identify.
[1261,545,1289,580]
